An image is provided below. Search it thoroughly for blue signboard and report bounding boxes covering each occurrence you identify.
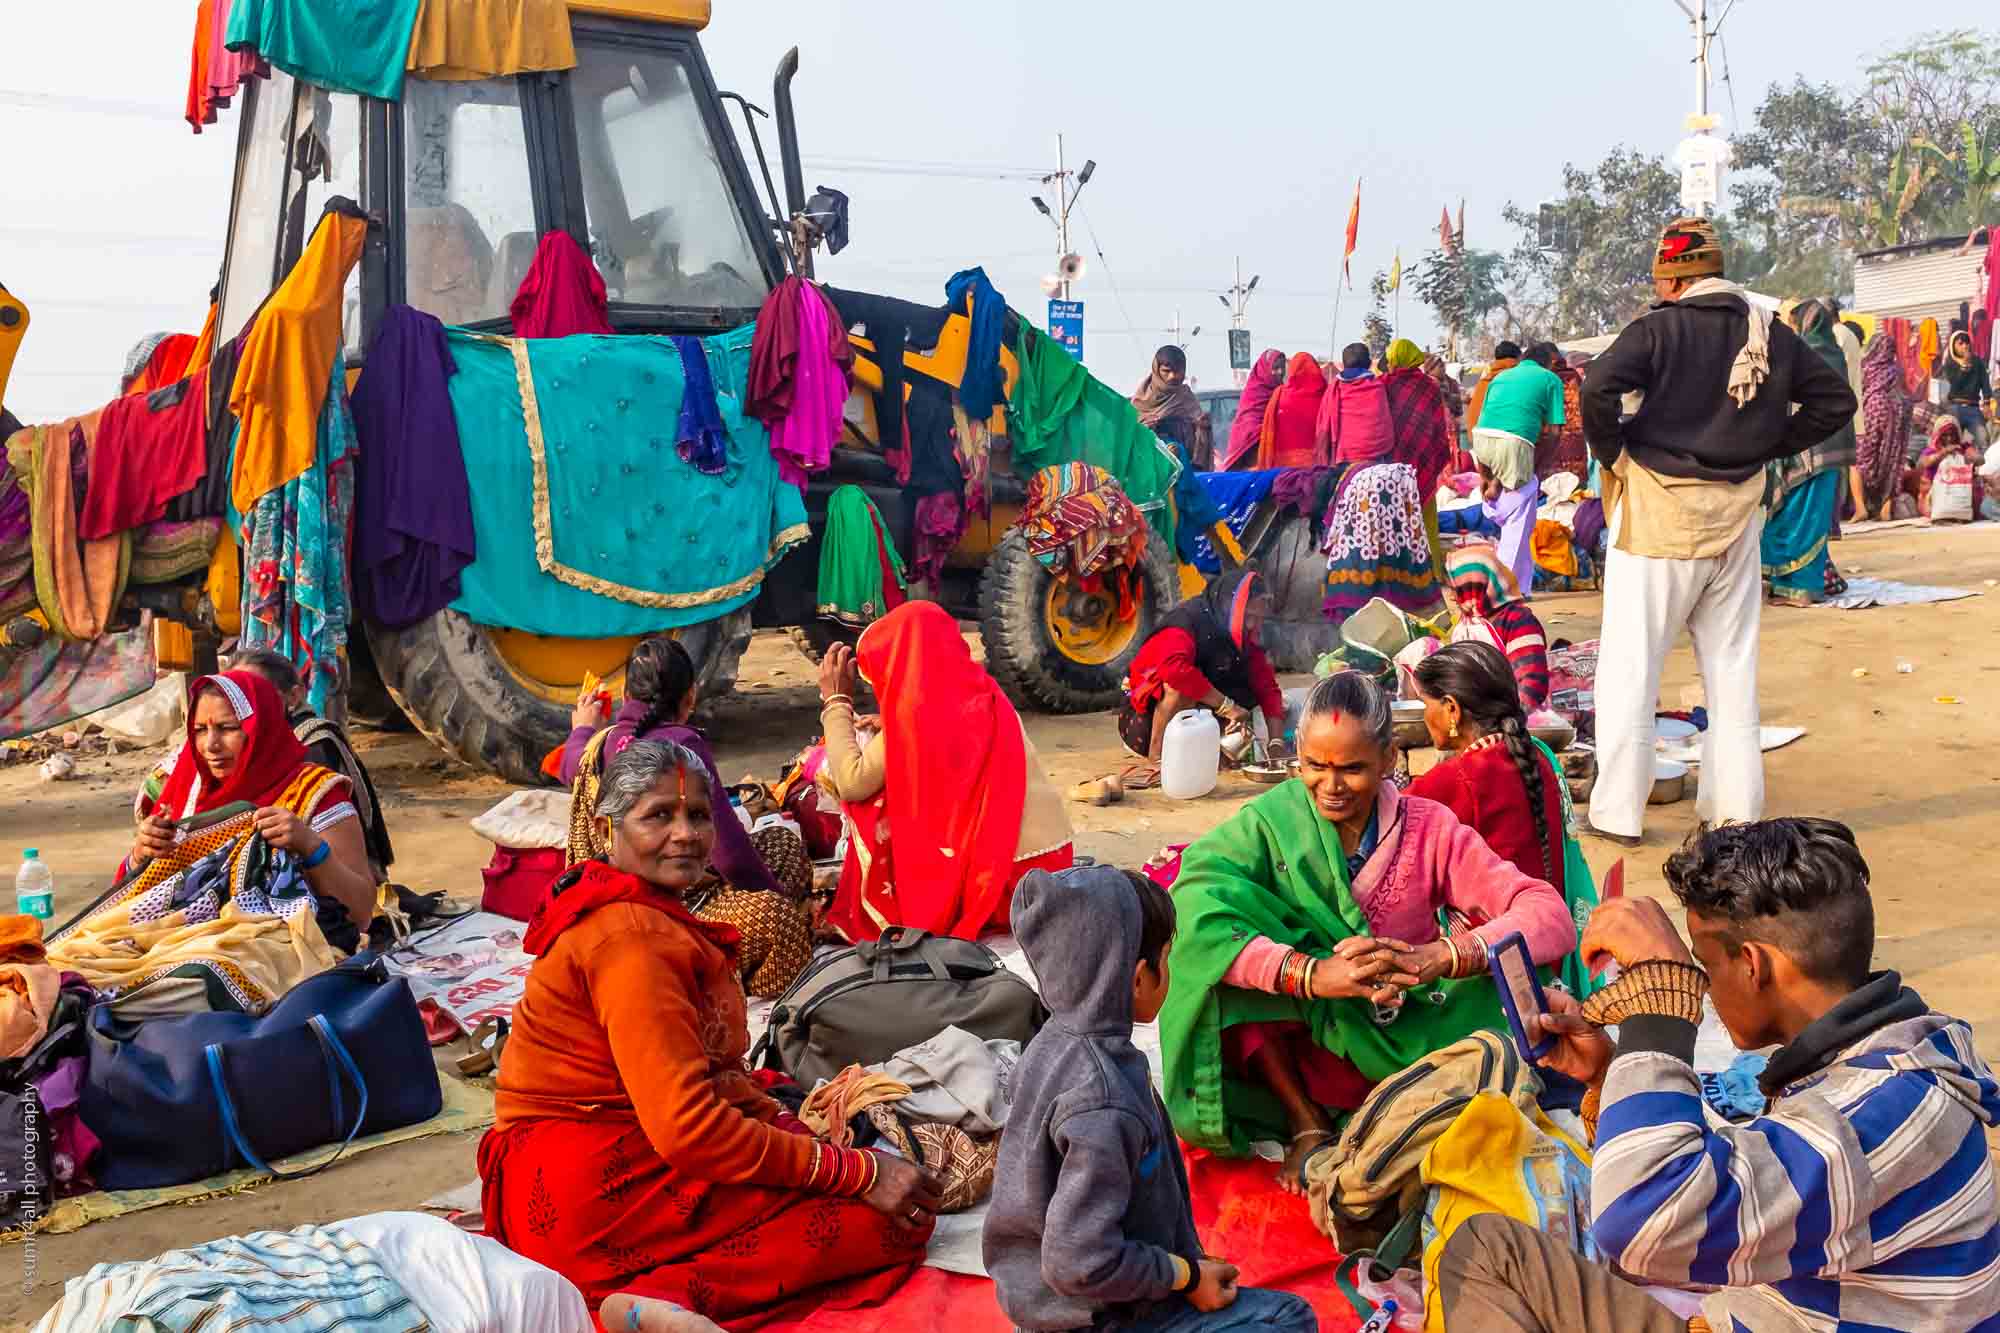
[1047,299,1084,361]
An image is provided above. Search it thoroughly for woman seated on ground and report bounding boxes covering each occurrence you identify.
[563,635,811,998]
[1441,541,1550,712]
[1158,670,1573,1190]
[482,740,941,1326]
[1406,643,1586,943]
[817,600,1072,942]
[1119,566,1287,784]
[1912,413,1984,519]
[54,671,379,1012]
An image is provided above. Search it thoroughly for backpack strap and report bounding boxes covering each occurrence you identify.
[1332,1199,1425,1319]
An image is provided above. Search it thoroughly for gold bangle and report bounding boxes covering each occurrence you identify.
[821,693,853,709]
[1441,933,1460,980]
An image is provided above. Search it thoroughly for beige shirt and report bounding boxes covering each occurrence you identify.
[1605,451,1764,561]
[817,698,1074,860]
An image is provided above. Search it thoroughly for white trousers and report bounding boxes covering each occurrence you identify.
[1588,512,1766,838]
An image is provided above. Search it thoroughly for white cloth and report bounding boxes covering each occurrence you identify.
[336,1212,592,1333]
[1589,507,1766,838]
[1673,277,1771,407]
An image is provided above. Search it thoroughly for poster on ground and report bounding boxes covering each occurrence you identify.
[383,911,534,1036]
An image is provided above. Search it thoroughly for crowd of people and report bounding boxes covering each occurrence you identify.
[34,214,2000,1333]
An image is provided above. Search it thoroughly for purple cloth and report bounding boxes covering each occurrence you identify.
[35,1053,99,1195]
[560,700,781,896]
[672,335,730,476]
[1572,497,1606,559]
[911,491,968,588]
[1484,474,1539,597]
[351,306,476,629]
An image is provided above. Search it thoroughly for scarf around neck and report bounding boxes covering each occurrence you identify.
[1132,370,1203,428]
[1671,277,1770,409]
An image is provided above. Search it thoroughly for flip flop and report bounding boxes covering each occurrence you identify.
[455,1016,510,1077]
[1119,762,1162,792]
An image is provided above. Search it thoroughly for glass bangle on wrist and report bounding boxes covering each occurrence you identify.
[300,839,333,870]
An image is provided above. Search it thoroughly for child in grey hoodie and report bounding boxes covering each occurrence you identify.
[984,865,1317,1333]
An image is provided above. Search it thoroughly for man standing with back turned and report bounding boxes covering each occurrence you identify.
[1580,218,1854,845]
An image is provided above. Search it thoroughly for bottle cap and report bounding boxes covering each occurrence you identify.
[22,849,36,859]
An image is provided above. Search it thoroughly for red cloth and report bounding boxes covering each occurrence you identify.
[125,335,198,396]
[480,845,565,922]
[1259,353,1325,470]
[1319,374,1395,467]
[1979,234,1999,361]
[1126,627,1285,724]
[509,232,614,338]
[827,602,1029,943]
[745,277,855,431]
[480,1117,926,1331]
[1224,1022,1373,1111]
[1381,365,1455,494]
[149,670,320,820]
[81,364,212,540]
[1406,738,1567,899]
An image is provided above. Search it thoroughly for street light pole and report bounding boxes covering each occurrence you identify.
[1031,135,1096,301]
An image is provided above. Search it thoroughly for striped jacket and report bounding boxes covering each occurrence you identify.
[1592,1003,2000,1332]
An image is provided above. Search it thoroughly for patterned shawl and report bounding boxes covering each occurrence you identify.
[1857,332,1911,513]
[1382,366,1454,494]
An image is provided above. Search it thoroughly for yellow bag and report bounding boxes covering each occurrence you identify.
[1415,1092,1596,1333]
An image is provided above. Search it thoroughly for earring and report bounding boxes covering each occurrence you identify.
[1448,721,1458,739]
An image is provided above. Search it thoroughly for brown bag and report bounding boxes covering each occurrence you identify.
[1302,1029,1540,1250]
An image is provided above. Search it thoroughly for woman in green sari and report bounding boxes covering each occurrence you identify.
[1159,670,1574,1189]
[1761,300,1857,605]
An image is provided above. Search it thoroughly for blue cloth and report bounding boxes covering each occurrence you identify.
[1112,1288,1318,1333]
[1187,469,1281,573]
[1167,439,1229,564]
[1437,505,1500,538]
[671,335,729,476]
[945,266,1007,420]
[1761,466,1841,603]
[446,325,809,637]
[224,0,422,101]
[1697,1051,1770,1122]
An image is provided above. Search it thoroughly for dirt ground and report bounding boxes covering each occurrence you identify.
[2,519,1999,1324]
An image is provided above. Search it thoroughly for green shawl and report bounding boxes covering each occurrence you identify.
[815,484,906,628]
[1160,779,1507,1155]
[1006,322,1182,549]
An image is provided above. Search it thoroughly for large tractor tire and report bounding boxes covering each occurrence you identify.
[786,622,857,665]
[978,528,1181,713]
[343,632,414,733]
[366,608,753,785]
[1252,512,1341,673]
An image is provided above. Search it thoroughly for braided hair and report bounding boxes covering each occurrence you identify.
[1412,641,1556,884]
[624,636,697,737]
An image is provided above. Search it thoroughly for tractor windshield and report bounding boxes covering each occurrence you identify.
[569,43,769,316]
[402,78,539,328]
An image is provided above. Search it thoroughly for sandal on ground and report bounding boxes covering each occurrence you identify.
[1119,762,1162,791]
[1067,776,1125,806]
[455,1016,510,1077]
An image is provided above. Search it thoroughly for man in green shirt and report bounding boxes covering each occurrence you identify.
[1471,342,1567,594]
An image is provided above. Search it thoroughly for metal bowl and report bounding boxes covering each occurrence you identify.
[1390,700,1431,749]
[1242,763,1291,785]
[1530,717,1577,752]
[1649,759,1689,805]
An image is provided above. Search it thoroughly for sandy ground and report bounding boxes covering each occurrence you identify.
[2,520,1999,1323]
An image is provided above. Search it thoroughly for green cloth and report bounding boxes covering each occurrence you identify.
[1533,737,1602,1002]
[816,485,905,627]
[446,325,809,637]
[1006,322,1182,549]
[1159,779,1508,1155]
[225,0,422,101]
[1474,361,1566,446]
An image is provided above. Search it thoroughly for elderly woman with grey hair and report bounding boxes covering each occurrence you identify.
[480,740,942,1327]
[1157,670,1575,1190]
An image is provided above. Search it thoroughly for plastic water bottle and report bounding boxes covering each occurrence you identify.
[1357,1300,1399,1333]
[15,849,53,922]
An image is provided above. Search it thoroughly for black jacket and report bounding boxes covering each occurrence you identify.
[1581,292,1857,483]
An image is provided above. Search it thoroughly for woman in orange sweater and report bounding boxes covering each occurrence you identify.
[480,739,940,1326]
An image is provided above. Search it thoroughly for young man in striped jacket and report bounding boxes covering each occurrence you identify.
[1437,817,2000,1332]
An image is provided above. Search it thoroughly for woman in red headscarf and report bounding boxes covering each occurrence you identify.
[816,602,1073,941]
[1257,352,1328,469]
[50,671,377,1013]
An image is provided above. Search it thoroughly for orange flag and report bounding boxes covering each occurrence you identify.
[1439,205,1455,253]
[1342,180,1361,288]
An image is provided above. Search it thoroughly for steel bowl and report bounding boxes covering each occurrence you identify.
[1649,759,1689,805]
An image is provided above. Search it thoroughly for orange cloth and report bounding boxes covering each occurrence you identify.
[32,417,127,641]
[0,964,58,1062]
[1531,518,1577,577]
[184,0,218,131]
[1918,317,1941,381]
[406,0,577,80]
[185,301,219,377]
[0,915,47,966]
[495,897,814,1189]
[228,209,368,517]
[1257,352,1328,470]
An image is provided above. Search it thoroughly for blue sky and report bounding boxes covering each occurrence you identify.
[0,1,1955,418]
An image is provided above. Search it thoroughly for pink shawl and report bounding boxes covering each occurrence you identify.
[1221,349,1284,470]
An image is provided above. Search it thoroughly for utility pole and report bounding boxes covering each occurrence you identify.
[1670,0,1735,216]
[1170,309,1201,349]
[1218,257,1261,386]
[1031,134,1095,301]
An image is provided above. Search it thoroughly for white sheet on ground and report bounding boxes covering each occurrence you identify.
[1657,725,1806,765]
[1814,577,1979,610]
[338,1212,592,1333]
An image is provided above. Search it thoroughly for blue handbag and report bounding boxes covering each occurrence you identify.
[81,953,442,1191]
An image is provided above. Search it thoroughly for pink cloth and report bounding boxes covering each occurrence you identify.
[1222,349,1285,470]
[1318,374,1395,465]
[1222,934,1291,991]
[209,0,268,107]
[1978,235,1999,362]
[771,282,848,489]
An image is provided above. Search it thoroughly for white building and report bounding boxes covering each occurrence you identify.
[1853,234,1990,330]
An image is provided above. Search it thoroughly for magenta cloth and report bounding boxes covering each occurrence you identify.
[560,702,781,896]
[911,491,968,589]
[767,282,849,489]
[1223,1023,1372,1112]
[35,1048,101,1197]
[1979,236,1999,361]
[350,305,476,628]
[1483,475,1540,600]
[508,231,613,338]
[1318,373,1395,465]
[1222,349,1285,470]
[208,0,268,106]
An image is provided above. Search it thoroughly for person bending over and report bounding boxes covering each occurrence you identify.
[1438,817,2000,1332]
[1119,566,1287,780]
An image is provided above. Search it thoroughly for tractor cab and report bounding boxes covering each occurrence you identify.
[213,1,807,368]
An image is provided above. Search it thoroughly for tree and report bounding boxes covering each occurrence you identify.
[1362,270,1394,360]
[1729,79,1888,254]
[1917,121,2000,232]
[1501,146,1681,339]
[1414,247,1510,357]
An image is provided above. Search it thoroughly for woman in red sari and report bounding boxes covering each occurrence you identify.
[817,601,1072,941]
[1256,352,1327,469]
[482,739,940,1327]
